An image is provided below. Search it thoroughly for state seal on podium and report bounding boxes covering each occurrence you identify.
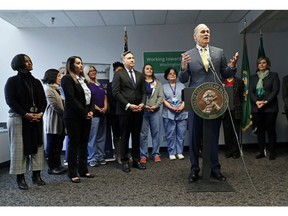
[191,82,228,119]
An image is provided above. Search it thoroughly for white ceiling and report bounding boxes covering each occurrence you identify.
[0,10,287,33]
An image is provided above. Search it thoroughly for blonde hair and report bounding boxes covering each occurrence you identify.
[84,64,100,85]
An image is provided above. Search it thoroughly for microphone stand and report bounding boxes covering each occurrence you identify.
[207,57,243,157]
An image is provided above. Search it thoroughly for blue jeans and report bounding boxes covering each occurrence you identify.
[163,118,187,156]
[140,110,161,158]
[87,116,107,163]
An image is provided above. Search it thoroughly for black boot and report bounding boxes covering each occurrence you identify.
[269,143,276,160]
[17,174,28,190]
[32,171,46,186]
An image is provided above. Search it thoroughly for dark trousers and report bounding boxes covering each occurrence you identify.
[118,112,143,163]
[110,113,121,139]
[46,133,65,169]
[105,114,114,158]
[222,111,241,156]
[188,111,221,174]
[64,118,91,178]
[252,111,278,154]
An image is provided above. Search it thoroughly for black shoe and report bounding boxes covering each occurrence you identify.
[188,172,199,182]
[48,167,64,175]
[79,173,95,178]
[122,163,131,173]
[17,174,28,190]
[255,152,265,159]
[70,177,81,183]
[211,172,226,181]
[32,171,46,186]
[58,166,68,173]
[132,161,146,170]
[225,154,232,158]
[232,153,240,159]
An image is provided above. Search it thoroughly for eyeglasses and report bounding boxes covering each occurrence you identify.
[89,69,97,73]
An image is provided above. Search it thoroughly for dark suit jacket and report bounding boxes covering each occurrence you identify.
[61,74,95,119]
[179,46,236,87]
[250,71,280,113]
[107,82,116,114]
[282,75,288,112]
[112,69,146,115]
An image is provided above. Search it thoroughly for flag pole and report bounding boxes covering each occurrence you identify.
[124,26,128,52]
[240,20,247,156]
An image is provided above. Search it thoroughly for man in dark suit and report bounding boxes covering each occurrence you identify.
[112,51,146,172]
[178,23,239,182]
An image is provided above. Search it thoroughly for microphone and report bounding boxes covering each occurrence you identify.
[207,57,224,86]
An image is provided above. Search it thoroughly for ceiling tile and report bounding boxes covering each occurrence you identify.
[0,11,45,28]
[134,10,167,25]
[32,11,75,27]
[196,10,232,23]
[65,10,105,26]
[99,10,135,26]
[166,10,200,24]
[225,10,250,22]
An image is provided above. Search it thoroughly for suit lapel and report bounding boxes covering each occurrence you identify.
[209,46,216,65]
[124,70,135,88]
[192,47,202,66]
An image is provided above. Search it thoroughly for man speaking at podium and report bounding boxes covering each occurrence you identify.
[178,23,239,182]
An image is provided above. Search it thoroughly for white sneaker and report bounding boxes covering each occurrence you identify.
[176,154,184,160]
[169,155,176,160]
[89,161,97,167]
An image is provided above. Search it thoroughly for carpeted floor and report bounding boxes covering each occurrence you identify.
[1,147,288,207]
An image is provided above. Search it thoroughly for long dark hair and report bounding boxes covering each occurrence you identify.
[142,63,156,80]
[66,56,84,83]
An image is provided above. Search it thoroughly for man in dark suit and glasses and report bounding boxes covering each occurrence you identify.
[112,51,146,172]
[179,23,239,182]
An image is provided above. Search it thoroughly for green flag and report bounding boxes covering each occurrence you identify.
[257,29,266,59]
[241,32,252,131]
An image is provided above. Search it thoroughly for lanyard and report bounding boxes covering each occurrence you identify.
[168,83,176,96]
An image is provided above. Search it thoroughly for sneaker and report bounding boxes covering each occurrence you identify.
[140,157,147,164]
[99,159,107,165]
[176,154,184,160]
[169,155,176,160]
[154,156,161,162]
[89,161,97,167]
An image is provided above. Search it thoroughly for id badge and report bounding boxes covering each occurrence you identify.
[172,96,177,102]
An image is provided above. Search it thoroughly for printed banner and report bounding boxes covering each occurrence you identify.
[143,51,184,73]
